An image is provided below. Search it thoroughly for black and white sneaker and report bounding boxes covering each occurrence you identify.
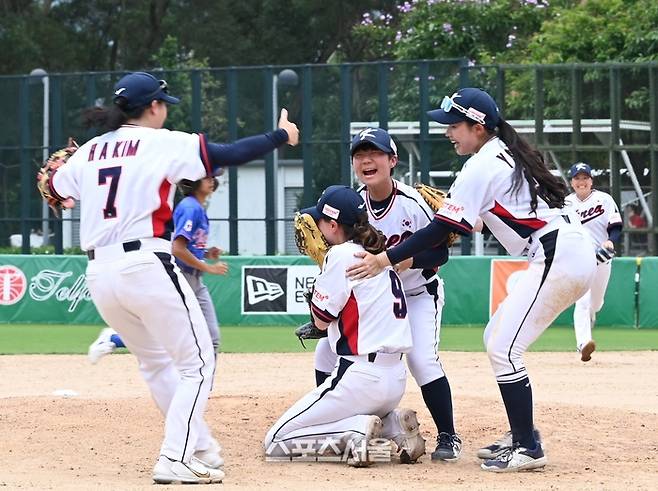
[477,428,542,460]
[480,442,547,472]
[431,432,462,461]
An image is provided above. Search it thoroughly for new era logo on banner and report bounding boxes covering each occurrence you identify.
[241,265,320,315]
[246,275,284,304]
[242,267,288,313]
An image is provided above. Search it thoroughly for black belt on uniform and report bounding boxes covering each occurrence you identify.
[87,240,142,260]
[367,352,403,362]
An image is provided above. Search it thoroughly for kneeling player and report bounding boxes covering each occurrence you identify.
[264,185,424,466]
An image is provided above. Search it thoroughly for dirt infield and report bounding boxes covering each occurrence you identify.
[1,351,657,490]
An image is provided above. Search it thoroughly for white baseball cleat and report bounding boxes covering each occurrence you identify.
[87,328,117,364]
[480,442,547,472]
[382,408,426,464]
[347,415,384,467]
[152,455,224,484]
[193,438,224,469]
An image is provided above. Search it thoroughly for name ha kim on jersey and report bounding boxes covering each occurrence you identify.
[86,139,140,161]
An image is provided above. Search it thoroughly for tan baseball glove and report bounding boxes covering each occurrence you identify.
[37,138,78,217]
[294,212,329,266]
[414,183,459,247]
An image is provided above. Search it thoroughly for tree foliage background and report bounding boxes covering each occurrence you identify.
[2,0,657,76]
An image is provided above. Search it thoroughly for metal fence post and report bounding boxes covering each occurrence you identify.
[649,65,658,254]
[419,61,430,184]
[340,64,352,186]
[264,67,276,255]
[190,69,202,132]
[19,77,31,254]
[302,65,314,207]
[51,76,63,254]
[570,66,582,165]
[227,69,239,255]
[609,67,622,253]
[378,63,389,130]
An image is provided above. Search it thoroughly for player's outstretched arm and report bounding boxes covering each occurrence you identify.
[204,108,299,170]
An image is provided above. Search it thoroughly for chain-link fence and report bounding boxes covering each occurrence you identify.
[1,60,656,255]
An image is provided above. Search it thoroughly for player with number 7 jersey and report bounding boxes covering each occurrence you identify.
[48,71,299,484]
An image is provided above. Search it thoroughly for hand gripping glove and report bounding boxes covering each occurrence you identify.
[294,212,329,266]
[414,183,459,247]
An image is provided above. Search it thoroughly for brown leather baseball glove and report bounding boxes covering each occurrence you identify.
[414,183,459,247]
[37,138,78,217]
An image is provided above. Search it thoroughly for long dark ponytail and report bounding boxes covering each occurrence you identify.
[494,119,568,212]
[343,214,387,254]
[81,98,148,132]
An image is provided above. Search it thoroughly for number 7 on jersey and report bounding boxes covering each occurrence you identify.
[98,166,122,219]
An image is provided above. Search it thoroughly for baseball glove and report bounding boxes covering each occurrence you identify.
[294,212,329,266]
[37,138,78,217]
[294,321,328,349]
[414,183,459,247]
[595,245,615,265]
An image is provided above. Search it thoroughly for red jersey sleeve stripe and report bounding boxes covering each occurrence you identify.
[198,133,212,176]
[311,303,337,323]
[434,214,473,233]
[47,170,66,201]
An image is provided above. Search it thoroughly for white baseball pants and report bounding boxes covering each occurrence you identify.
[85,238,216,463]
[484,225,596,383]
[265,354,406,457]
[573,261,611,350]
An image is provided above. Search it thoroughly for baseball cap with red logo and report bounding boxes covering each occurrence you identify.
[300,185,367,226]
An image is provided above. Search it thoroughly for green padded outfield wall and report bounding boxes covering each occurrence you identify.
[0,255,652,327]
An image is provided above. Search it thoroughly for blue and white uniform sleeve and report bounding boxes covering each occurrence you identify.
[607,194,623,242]
[387,159,490,265]
[173,201,197,242]
[434,160,491,233]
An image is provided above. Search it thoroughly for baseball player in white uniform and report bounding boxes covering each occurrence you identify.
[313,128,461,461]
[265,185,424,466]
[47,72,298,484]
[566,162,622,361]
[347,88,597,472]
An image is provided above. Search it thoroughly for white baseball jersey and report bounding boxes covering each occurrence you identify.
[311,241,413,356]
[566,190,622,247]
[51,125,210,250]
[359,180,436,291]
[436,137,566,256]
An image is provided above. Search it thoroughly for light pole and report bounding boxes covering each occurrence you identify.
[30,68,50,247]
[272,69,299,253]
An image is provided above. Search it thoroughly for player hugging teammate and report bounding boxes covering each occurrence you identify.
[265,185,426,466]
[313,128,462,462]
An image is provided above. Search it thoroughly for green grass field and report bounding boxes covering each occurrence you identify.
[1,324,657,355]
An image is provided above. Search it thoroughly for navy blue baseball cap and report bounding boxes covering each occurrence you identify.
[428,87,500,130]
[300,185,367,226]
[569,162,593,178]
[113,72,180,110]
[351,127,398,156]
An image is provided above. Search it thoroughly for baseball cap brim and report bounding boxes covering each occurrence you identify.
[350,139,393,156]
[427,108,465,125]
[159,93,180,105]
[299,206,321,222]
